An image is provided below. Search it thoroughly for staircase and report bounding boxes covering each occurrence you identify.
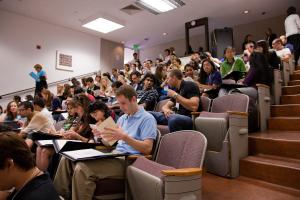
[240,66,300,191]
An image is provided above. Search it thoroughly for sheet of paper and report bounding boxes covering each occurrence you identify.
[91,117,118,146]
[63,148,105,160]
[37,140,53,146]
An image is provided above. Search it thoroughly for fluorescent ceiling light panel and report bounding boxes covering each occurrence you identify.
[82,18,124,33]
[136,0,184,14]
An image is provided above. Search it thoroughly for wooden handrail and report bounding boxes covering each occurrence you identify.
[0,71,99,99]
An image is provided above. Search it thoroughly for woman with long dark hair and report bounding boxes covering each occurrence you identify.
[197,58,222,98]
[256,40,281,69]
[243,52,273,87]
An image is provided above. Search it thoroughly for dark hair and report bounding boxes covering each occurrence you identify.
[6,101,18,121]
[156,58,163,63]
[244,34,253,42]
[74,94,91,110]
[141,73,157,87]
[169,69,183,80]
[116,85,137,100]
[223,46,235,55]
[74,87,85,95]
[0,133,35,170]
[25,95,34,101]
[130,71,141,80]
[33,97,45,108]
[184,63,194,71]
[256,40,269,55]
[165,49,171,54]
[81,78,87,87]
[102,72,113,82]
[155,64,166,82]
[88,101,111,119]
[111,81,123,89]
[13,95,21,103]
[287,6,296,16]
[19,101,34,111]
[198,58,217,84]
[249,52,273,86]
[85,77,94,83]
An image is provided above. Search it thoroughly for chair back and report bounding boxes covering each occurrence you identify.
[211,94,249,113]
[155,130,207,168]
[154,99,169,112]
[201,96,211,111]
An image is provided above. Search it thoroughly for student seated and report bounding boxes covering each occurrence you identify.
[150,69,201,132]
[0,101,20,123]
[272,38,292,63]
[0,132,60,200]
[197,58,222,99]
[18,101,56,148]
[221,46,247,82]
[53,85,157,200]
[137,73,159,111]
[243,51,273,87]
[183,63,197,82]
[35,100,78,171]
[86,77,100,97]
[130,71,143,91]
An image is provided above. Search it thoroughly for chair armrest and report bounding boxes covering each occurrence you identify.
[227,111,248,116]
[161,168,202,176]
[126,154,152,161]
[256,84,270,89]
[191,112,201,116]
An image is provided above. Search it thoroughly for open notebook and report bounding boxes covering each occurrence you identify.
[61,149,128,161]
[90,116,118,146]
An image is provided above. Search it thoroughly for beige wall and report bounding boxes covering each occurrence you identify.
[233,15,285,53]
[140,15,286,60]
[100,38,124,73]
[140,34,205,61]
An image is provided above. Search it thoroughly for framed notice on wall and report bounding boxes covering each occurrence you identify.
[56,51,73,71]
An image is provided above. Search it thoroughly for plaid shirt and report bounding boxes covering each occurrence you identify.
[137,88,159,111]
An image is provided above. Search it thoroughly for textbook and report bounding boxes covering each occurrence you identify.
[61,148,128,161]
[29,72,38,81]
[89,116,118,146]
[53,139,98,153]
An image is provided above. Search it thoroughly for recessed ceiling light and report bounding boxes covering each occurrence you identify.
[121,41,125,44]
[243,10,249,14]
[163,32,168,36]
[136,0,185,14]
[82,18,124,34]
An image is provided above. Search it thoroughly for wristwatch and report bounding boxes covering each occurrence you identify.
[172,93,179,99]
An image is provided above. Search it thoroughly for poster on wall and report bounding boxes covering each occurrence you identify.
[56,51,73,71]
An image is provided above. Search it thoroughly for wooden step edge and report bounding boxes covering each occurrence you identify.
[238,176,300,197]
[242,155,300,170]
[249,135,300,142]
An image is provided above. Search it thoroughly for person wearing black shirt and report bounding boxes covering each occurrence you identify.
[0,132,60,200]
[86,77,100,97]
[150,69,201,132]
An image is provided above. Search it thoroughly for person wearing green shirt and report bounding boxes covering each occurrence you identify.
[221,46,247,81]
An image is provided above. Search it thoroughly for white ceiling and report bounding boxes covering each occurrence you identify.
[0,0,299,49]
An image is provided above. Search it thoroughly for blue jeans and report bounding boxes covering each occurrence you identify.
[149,111,193,133]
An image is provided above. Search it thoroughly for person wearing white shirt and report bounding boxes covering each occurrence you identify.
[272,38,292,63]
[285,6,300,65]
